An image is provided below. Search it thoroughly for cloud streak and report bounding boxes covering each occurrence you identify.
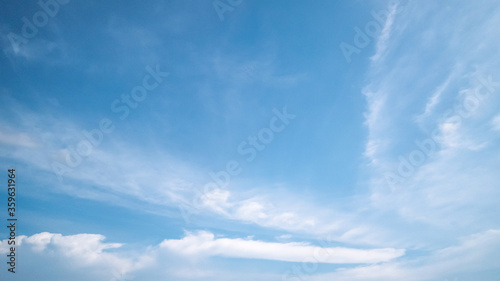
[160,231,405,264]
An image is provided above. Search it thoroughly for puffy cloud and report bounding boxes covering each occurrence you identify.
[0,232,148,281]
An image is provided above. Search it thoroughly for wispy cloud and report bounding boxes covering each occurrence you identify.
[491,114,500,131]
[161,230,405,264]
[370,3,398,63]
[359,0,500,254]
[308,229,500,281]
[415,69,458,124]
[0,127,38,148]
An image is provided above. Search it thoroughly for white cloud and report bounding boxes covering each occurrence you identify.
[363,90,388,163]
[0,99,210,217]
[235,200,269,220]
[0,100,356,243]
[308,229,500,281]
[197,187,352,239]
[0,231,403,280]
[1,229,498,281]
[370,3,398,63]
[491,114,500,131]
[358,0,500,255]
[415,70,457,124]
[0,128,38,148]
[0,232,140,281]
[160,231,405,264]
[277,234,292,240]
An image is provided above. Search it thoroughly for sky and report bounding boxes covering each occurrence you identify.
[0,0,500,280]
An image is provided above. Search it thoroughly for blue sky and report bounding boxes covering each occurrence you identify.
[1,0,500,280]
